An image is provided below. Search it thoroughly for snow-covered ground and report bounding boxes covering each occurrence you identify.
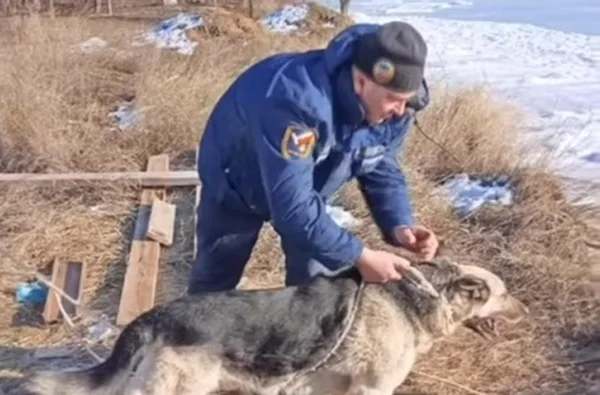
[317,0,600,207]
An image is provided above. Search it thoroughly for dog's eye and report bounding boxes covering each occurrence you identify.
[455,276,490,301]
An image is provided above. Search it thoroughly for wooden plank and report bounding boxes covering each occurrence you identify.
[63,261,85,317]
[147,198,176,246]
[116,155,168,326]
[42,260,85,323]
[0,170,199,187]
[116,242,161,325]
[42,259,68,324]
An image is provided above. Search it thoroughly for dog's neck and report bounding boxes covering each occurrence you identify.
[381,262,465,349]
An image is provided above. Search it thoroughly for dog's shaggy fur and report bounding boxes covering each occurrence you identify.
[26,257,529,395]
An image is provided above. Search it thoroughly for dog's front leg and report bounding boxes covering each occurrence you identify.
[346,385,395,395]
[346,375,398,395]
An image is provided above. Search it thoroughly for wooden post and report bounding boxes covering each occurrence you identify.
[244,0,254,18]
[339,0,351,15]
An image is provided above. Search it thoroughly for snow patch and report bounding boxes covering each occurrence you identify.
[144,13,204,55]
[439,174,514,216]
[261,4,309,33]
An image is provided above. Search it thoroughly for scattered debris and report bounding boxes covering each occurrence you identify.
[326,205,362,229]
[16,281,48,304]
[85,314,119,345]
[109,102,138,130]
[438,173,514,216]
[261,4,309,33]
[144,13,205,55]
[78,37,108,54]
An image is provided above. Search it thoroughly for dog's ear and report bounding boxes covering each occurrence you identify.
[454,275,490,301]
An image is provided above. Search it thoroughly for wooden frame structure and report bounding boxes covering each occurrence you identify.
[33,155,197,327]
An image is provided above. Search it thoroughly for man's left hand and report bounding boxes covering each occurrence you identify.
[393,225,439,260]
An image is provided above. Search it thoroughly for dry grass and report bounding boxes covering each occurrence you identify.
[1,3,599,395]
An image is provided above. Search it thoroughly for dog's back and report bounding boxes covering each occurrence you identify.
[26,269,363,395]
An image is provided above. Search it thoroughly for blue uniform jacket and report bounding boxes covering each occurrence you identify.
[197,23,430,272]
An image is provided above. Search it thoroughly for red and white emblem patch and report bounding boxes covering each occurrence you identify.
[280,124,317,160]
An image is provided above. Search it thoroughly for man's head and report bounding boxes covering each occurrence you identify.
[351,21,428,125]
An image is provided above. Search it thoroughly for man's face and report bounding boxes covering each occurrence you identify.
[353,70,417,125]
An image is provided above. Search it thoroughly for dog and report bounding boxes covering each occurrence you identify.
[26,257,529,395]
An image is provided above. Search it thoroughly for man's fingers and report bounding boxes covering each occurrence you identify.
[422,248,437,260]
[393,260,411,272]
[399,228,417,245]
[389,271,403,281]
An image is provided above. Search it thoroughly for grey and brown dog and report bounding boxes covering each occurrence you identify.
[26,257,529,395]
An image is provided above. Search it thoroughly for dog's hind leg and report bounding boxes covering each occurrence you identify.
[175,351,222,395]
[127,346,221,395]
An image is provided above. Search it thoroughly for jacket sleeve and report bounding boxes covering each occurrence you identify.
[251,100,364,271]
[356,118,415,246]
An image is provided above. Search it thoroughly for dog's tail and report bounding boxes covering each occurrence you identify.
[26,314,157,395]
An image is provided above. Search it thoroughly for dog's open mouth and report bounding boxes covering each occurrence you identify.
[464,317,499,340]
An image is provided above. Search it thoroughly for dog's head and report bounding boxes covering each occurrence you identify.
[412,257,529,340]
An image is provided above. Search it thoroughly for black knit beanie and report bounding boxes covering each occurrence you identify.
[353,21,428,93]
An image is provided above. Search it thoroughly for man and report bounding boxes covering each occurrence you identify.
[189,20,439,294]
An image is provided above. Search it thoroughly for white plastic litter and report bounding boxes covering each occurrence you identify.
[85,314,119,344]
[78,37,108,54]
[261,4,310,33]
[144,13,204,55]
[326,205,363,229]
[109,103,138,130]
[439,173,514,216]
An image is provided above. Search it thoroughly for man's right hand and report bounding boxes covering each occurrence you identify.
[355,247,411,284]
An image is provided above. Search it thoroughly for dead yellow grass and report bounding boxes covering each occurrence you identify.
[0,4,599,395]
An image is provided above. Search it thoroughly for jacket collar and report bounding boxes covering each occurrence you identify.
[333,65,367,127]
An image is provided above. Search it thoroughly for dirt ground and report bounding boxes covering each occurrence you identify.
[0,2,599,395]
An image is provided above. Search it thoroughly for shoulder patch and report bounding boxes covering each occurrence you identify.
[280,124,317,160]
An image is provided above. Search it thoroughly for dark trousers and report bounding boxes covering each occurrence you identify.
[187,187,344,294]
